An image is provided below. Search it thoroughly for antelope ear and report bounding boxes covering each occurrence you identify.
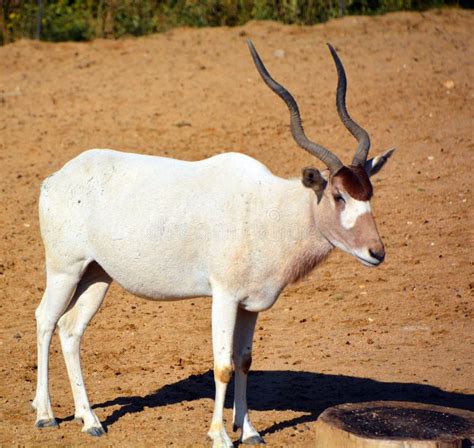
[365,148,395,177]
[302,167,327,203]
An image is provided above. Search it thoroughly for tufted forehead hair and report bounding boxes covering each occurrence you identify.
[332,165,373,201]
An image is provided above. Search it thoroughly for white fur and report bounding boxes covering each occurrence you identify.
[34,149,334,445]
[340,198,371,229]
[39,150,326,302]
[34,149,385,445]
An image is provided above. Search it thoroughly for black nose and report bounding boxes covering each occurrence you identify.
[369,249,385,263]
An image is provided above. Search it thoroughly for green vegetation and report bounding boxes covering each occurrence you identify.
[0,0,464,44]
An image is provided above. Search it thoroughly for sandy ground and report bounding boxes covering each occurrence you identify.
[0,8,473,447]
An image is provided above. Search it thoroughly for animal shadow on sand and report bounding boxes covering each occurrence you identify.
[60,370,474,438]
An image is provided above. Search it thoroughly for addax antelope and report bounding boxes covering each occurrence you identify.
[33,41,394,447]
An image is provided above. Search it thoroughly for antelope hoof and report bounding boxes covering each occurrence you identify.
[85,426,106,437]
[35,418,58,429]
[208,429,234,448]
[242,434,265,445]
[211,438,234,448]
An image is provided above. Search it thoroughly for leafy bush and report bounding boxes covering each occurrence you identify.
[0,0,466,45]
[41,0,95,41]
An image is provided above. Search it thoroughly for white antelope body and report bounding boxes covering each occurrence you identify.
[33,41,394,447]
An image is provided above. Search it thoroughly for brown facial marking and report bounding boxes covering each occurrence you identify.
[333,165,373,201]
[215,365,233,383]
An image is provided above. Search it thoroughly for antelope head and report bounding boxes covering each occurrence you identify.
[248,41,394,267]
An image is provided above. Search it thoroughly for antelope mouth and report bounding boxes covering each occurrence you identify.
[355,254,381,267]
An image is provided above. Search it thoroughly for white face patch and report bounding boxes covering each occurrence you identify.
[340,199,371,229]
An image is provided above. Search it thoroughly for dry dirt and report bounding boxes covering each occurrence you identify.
[0,8,473,447]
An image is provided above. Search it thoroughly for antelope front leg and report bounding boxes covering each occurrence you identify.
[208,287,239,448]
[232,308,263,445]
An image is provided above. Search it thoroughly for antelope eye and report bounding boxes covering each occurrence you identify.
[334,194,346,203]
